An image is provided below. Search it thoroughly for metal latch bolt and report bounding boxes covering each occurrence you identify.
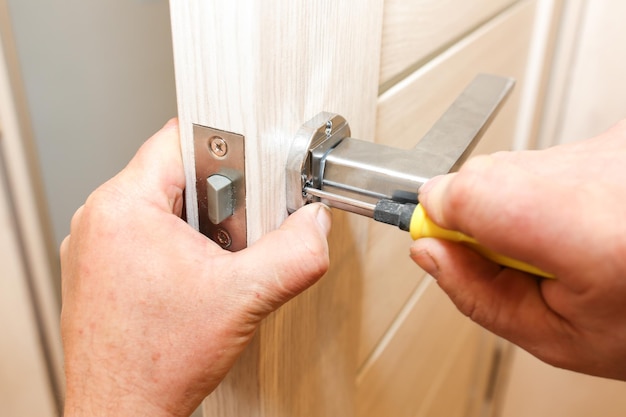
[207,174,234,225]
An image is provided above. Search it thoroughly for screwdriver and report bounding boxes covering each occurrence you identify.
[373,199,554,279]
[302,188,553,278]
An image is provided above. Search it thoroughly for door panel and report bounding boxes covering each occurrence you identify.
[414,324,498,417]
[167,1,553,415]
[360,0,538,366]
[357,280,474,417]
[380,0,519,87]
[357,280,500,417]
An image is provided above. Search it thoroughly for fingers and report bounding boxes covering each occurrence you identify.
[234,203,332,311]
[113,118,186,213]
[417,155,587,276]
[410,238,570,361]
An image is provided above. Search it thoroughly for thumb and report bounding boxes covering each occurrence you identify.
[234,203,332,311]
[417,155,570,277]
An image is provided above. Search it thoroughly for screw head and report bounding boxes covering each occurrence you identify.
[325,120,333,136]
[209,136,228,157]
[215,228,232,249]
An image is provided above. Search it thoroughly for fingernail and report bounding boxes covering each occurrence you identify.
[417,174,454,225]
[418,175,444,197]
[316,204,332,236]
[410,246,439,279]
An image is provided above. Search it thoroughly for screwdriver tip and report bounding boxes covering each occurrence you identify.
[373,200,417,232]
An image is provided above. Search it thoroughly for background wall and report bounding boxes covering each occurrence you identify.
[6,0,177,245]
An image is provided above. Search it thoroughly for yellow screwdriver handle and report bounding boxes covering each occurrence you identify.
[409,204,554,279]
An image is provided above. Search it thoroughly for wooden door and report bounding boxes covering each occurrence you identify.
[168,1,562,415]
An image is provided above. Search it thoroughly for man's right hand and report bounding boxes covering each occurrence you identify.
[411,119,626,381]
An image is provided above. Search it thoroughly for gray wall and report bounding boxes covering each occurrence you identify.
[7,0,177,245]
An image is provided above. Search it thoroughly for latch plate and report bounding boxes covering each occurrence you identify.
[193,124,246,250]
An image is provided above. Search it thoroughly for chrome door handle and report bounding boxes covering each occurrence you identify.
[286,74,514,216]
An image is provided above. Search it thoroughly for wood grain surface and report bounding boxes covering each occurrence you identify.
[169,1,383,415]
[360,0,539,368]
[379,0,519,88]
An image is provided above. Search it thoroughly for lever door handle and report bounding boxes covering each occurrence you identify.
[284,74,556,279]
[286,74,514,216]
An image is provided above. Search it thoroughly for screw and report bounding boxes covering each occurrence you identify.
[209,136,228,157]
[325,120,333,136]
[215,228,232,249]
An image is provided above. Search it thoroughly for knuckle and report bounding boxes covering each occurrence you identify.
[613,118,626,132]
[83,183,126,220]
[601,118,626,144]
[455,294,480,322]
[71,183,130,239]
[69,205,85,233]
[452,288,498,331]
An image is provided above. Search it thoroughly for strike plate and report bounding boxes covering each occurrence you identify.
[193,124,247,251]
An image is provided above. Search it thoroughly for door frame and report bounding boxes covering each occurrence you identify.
[0,0,64,413]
